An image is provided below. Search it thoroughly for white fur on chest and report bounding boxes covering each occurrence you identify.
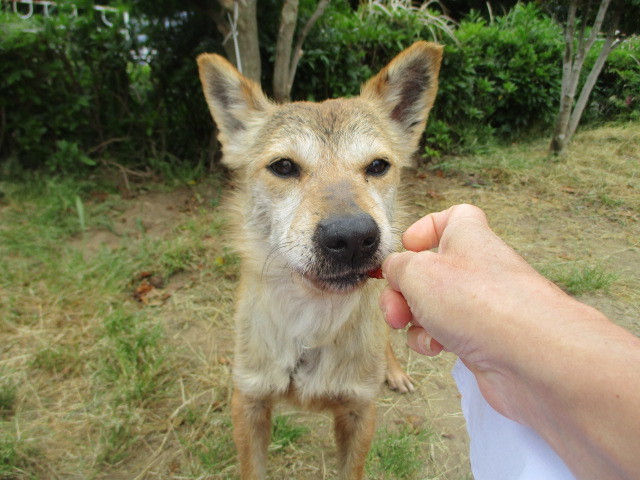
[233,271,385,401]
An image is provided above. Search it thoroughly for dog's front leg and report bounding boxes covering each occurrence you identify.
[333,398,377,480]
[231,388,273,480]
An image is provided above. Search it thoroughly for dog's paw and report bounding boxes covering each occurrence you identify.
[385,369,415,394]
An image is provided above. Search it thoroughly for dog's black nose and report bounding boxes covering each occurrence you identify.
[315,213,380,266]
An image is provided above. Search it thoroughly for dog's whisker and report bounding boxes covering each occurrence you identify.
[262,239,297,282]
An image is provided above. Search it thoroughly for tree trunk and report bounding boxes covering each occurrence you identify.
[567,33,619,141]
[550,0,618,154]
[272,0,331,102]
[287,0,331,95]
[550,0,578,154]
[189,0,262,82]
[234,0,261,82]
[273,0,299,102]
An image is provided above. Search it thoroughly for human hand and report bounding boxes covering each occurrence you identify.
[380,204,559,370]
[381,205,640,480]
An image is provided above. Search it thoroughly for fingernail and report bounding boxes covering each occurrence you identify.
[382,252,398,275]
[379,303,387,321]
[419,332,434,355]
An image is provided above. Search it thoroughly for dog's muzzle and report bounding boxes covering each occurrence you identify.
[308,213,381,292]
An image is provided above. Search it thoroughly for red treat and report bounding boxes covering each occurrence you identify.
[367,267,383,279]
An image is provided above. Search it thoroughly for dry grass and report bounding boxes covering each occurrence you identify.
[0,122,638,479]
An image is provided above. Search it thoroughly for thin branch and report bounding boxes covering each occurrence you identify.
[287,0,331,91]
[584,0,612,54]
[561,0,578,100]
[102,159,154,178]
[567,14,622,140]
[273,0,299,102]
[569,0,613,112]
[88,136,128,155]
[576,0,588,56]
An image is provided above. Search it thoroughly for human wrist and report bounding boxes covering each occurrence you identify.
[462,275,594,421]
[476,286,620,426]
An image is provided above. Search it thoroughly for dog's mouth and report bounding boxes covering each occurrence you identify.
[300,266,381,293]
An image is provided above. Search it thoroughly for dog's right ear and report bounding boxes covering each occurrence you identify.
[197,54,272,167]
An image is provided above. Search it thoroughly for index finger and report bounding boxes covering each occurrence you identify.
[402,204,487,252]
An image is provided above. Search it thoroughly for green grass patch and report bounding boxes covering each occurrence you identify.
[188,419,236,473]
[427,139,548,182]
[542,264,617,295]
[31,346,81,376]
[0,378,16,419]
[270,415,309,451]
[366,425,431,479]
[0,430,19,477]
[0,175,112,252]
[99,308,168,406]
[95,411,140,466]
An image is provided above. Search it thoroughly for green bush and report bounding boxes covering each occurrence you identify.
[1,1,638,172]
[295,3,568,156]
[585,36,640,122]
[0,7,134,171]
[0,3,223,174]
[292,0,456,100]
[129,6,223,165]
[426,4,564,155]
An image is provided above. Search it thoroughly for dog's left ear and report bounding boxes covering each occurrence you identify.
[361,41,443,149]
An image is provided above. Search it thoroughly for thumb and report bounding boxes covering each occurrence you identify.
[383,250,436,294]
[382,250,439,328]
[381,251,414,293]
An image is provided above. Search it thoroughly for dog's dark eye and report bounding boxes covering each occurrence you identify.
[268,158,299,178]
[365,159,390,177]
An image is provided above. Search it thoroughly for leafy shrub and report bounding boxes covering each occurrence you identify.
[292,0,456,100]
[129,5,223,165]
[294,3,569,156]
[0,3,224,173]
[0,7,134,171]
[585,35,640,122]
[426,4,564,155]
[2,0,638,171]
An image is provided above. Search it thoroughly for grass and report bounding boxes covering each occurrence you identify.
[541,264,618,295]
[270,415,310,451]
[0,171,234,478]
[99,308,168,406]
[189,427,236,473]
[367,425,432,479]
[0,377,16,419]
[0,432,19,477]
[0,122,638,478]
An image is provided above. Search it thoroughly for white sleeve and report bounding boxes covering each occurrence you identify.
[452,359,576,480]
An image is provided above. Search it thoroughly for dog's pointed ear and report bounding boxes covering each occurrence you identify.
[361,41,443,149]
[197,53,272,167]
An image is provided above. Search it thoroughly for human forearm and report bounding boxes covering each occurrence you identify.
[500,298,640,480]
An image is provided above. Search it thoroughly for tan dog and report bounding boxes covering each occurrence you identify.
[197,41,442,480]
